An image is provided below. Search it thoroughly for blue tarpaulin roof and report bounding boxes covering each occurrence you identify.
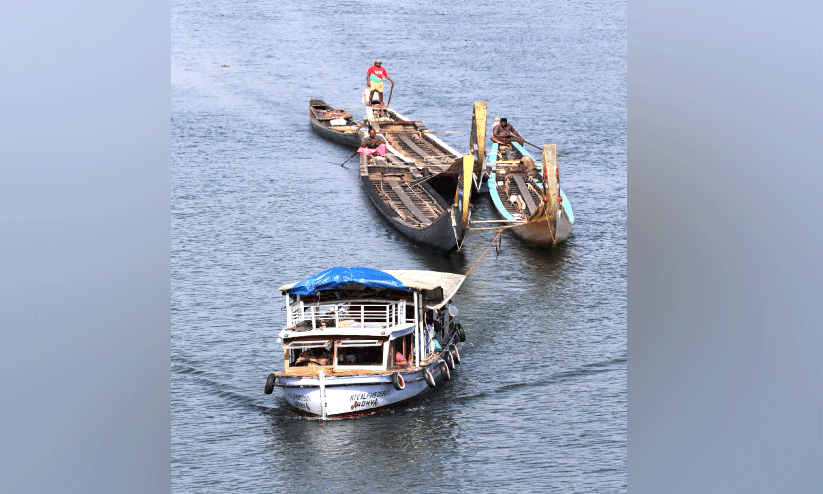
[286,267,409,295]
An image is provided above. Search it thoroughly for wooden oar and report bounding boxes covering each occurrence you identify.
[521,139,544,151]
[339,150,359,167]
[387,81,395,107]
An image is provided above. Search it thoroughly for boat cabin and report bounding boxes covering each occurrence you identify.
[277,268,465,375]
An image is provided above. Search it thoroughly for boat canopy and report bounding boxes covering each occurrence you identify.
[281,267,408,295]
[384,270,466,310]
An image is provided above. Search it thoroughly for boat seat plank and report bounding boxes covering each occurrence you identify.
[512,174,537,214]
[385,153,407,166]
[398,134,431,158]
[389,184,432,225]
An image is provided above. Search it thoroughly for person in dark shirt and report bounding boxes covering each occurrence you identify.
[491,118,524,146]
[361,128,387,148]
[358,128,388,156]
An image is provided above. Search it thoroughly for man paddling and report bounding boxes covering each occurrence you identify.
[491,117,524,146]
[366,59,394,107]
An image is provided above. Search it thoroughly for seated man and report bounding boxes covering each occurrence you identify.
[395,349,408,366]
[491,117,524,146]
[358,128,388,157]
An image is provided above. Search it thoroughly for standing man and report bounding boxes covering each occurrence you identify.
[491,118,524,146]
[366,59,394,107]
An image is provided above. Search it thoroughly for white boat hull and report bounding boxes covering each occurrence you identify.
[276,362,450,418]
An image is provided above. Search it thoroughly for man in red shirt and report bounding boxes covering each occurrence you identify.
[366,59,394,107]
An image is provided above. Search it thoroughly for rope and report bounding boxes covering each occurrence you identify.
[450,210,462,250]
[544,206,556,244]
[465,228,505,277]
[408,173,435,187]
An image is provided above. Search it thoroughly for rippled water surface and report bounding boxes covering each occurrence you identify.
[172,1,626,492]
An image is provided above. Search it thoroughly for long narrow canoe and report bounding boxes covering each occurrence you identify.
[359,144,464,252]
[309,98,363,149]
[487,137,574,246]
[365,105,486,202]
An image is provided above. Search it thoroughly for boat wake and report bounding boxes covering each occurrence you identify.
[172,361,274,413]
[494,355,627,394]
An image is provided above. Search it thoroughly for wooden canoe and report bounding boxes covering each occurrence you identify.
[309,98,363,149]
[364,104,486,203]
[358,145,464,252]
[486,138,574,246]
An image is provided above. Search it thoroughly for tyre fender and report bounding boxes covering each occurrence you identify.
[444,350,455,370]
[456,323,466,342]
[440,360,451,381]
[264,373,276,394]
[391,371,405,391]
[449,344,461,364]
[423,368,436,388]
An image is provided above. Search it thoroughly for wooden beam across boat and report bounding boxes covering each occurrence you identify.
[512,174,538,214]
[397,134,431,158]
[390,183,432,225]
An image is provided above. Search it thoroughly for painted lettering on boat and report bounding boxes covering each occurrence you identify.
[351,398,378,410]
[290,400,309,411]
[288,393,310,402]
[350,390,390,401]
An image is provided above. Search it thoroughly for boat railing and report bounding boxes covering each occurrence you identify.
[289,299,410,331]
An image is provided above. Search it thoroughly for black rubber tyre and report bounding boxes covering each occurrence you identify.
[445,351,455,370]
[440,360,451,381]
[450,344,461,364]
[423,368,436,388]
[264,373,276,394]
[456,323,466,342]
[392,371,405,391]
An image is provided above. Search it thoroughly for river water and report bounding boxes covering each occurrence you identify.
[172,0,626,491]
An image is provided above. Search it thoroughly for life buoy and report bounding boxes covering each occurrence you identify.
[444,351,455,370]
[423,368,436,388]
[440,360,451,381]
[264,373,276,394]
[456,323,466,342]
[449,344,461,364]
[391,371,405,391]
